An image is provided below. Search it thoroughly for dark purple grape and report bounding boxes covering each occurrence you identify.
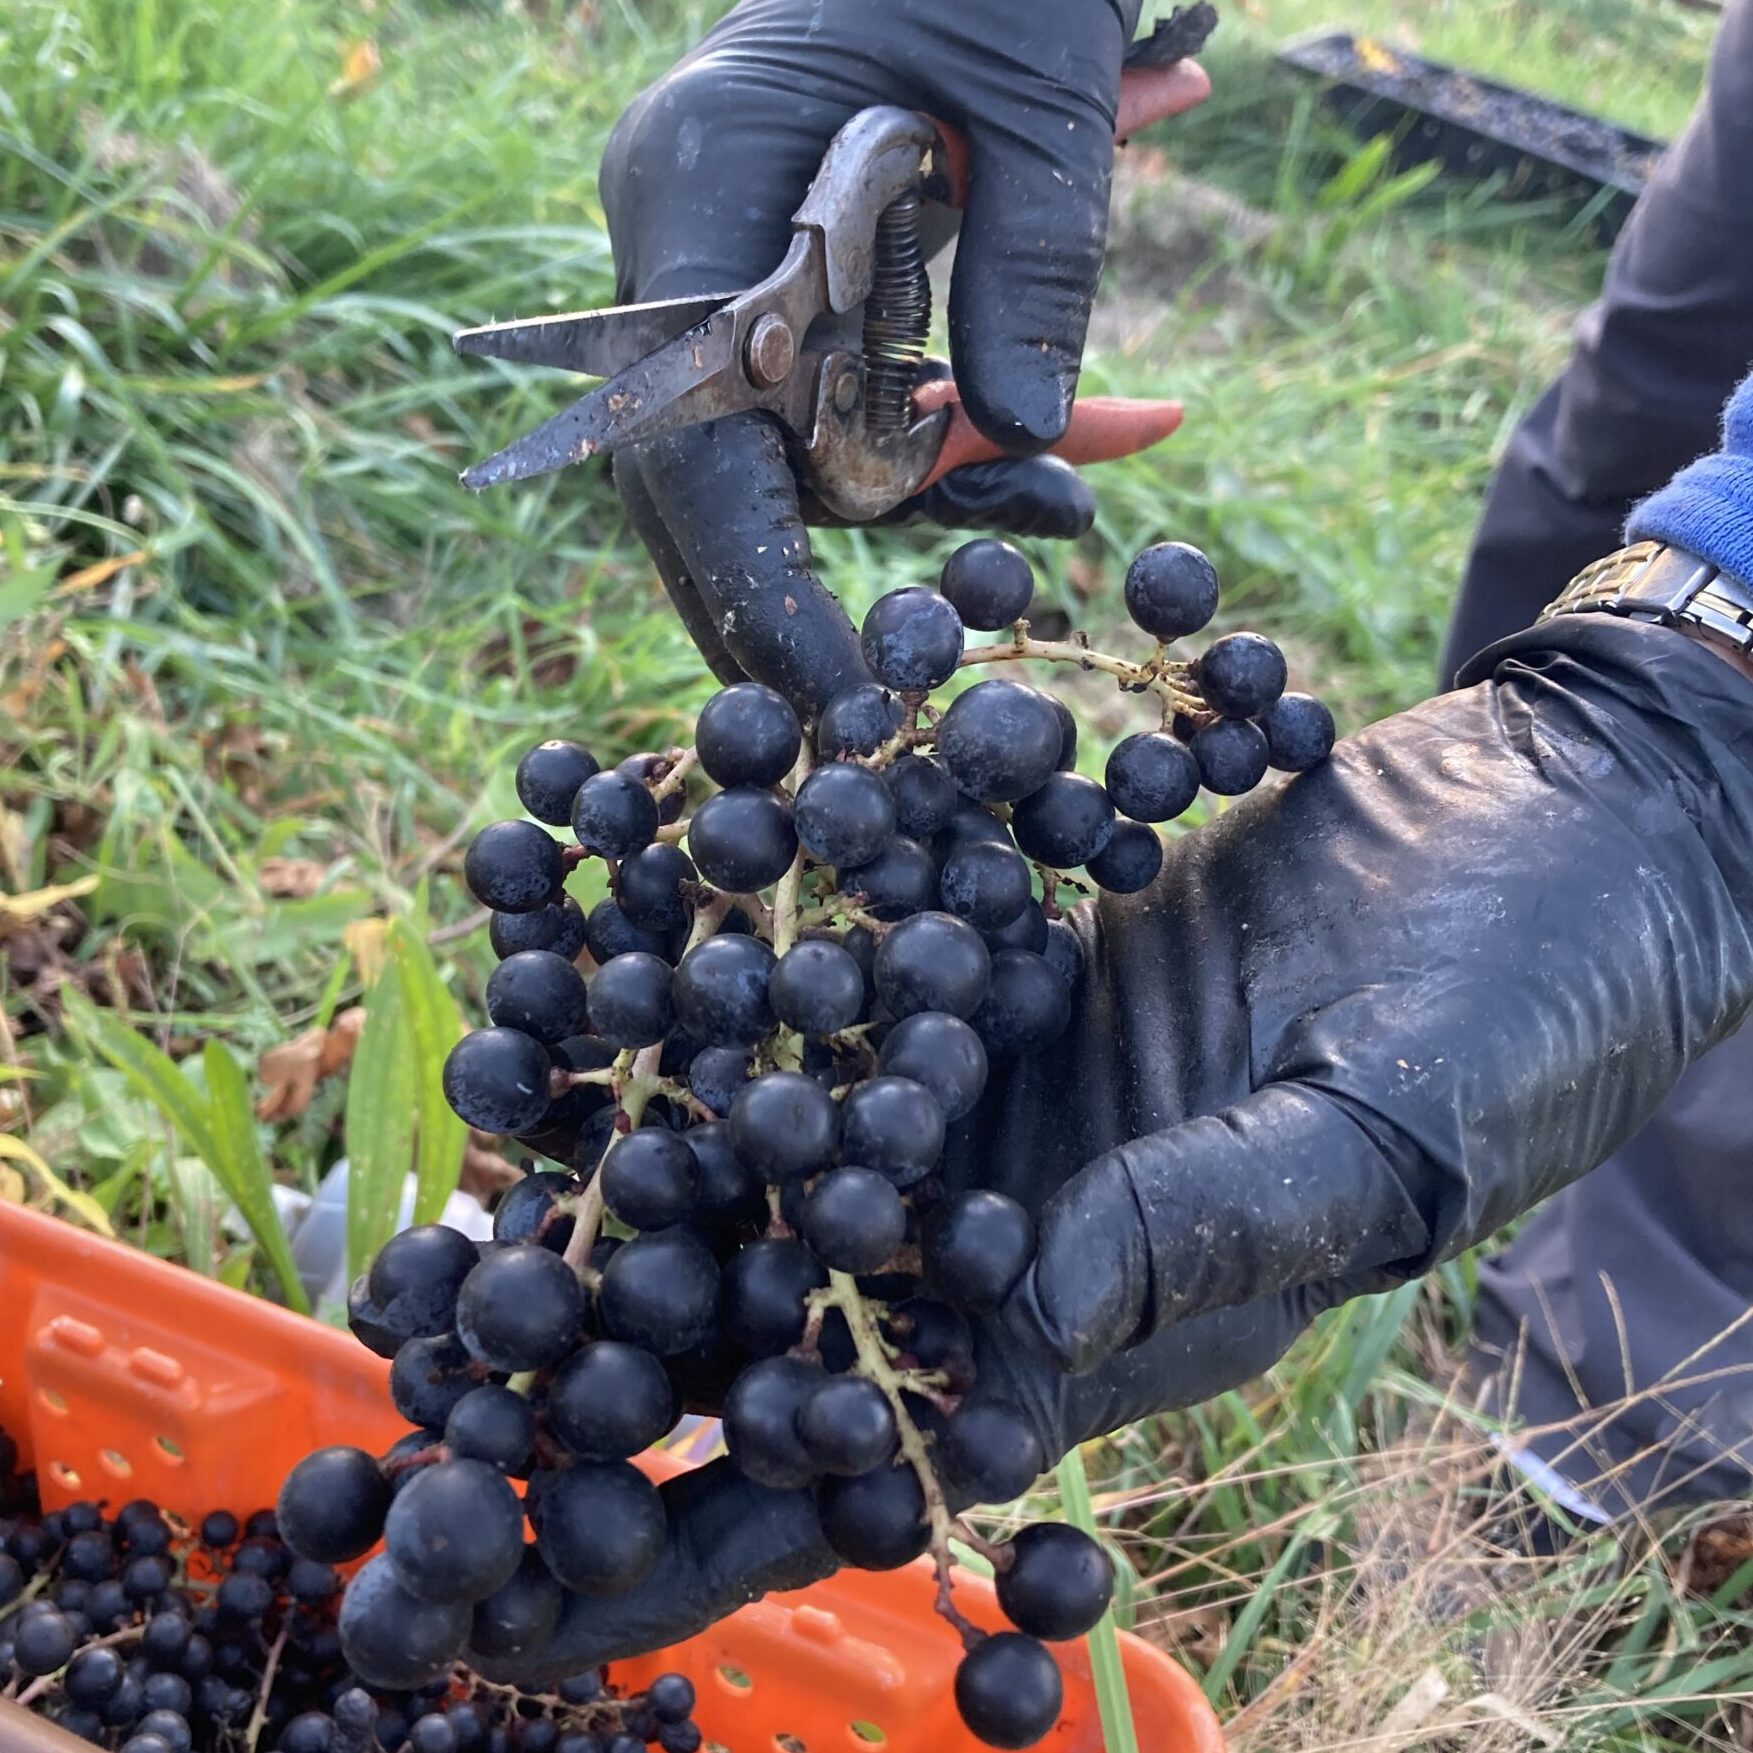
[723,1357,825,1489]
[816,685,903,760]
[443,1028,551,1134]
[444,1386,535,1472]
[672,934,775,1047]
[369,1223,479,1344]
[816,1464,928,1570]
[530,1464,665,1597]
[486,950,590,1045]
[1041,918,1083,987]
[720,1238,826,1354]
[617,753,686,826]
[838,836,937,921]
[797,1377,898,1477]
[546,1342,675,1460]
[278,1448,390,1565]
[877,1011,988,1122]
[940,538,1033,630]
[647,1674,696,1726]
[468,1546,561,1663]
[572,772,660,860]
[616,844,697,934]
[583,897,669,965]
[994,1522,1114,1642]
[455,1245,587,1373]
[383,1459,524,1605]
[1105,732,1200,823]
[598,1231,720,1356]
[492,1169,582,1252]
[489,896,587,963]
[982,897,1049,955]
[938,837,1030,932]
[686,1121,764,1224]
[729,1071,840,1182]
[954,1632,1062,1749]
[873,912,990,1020]
[464,822,564,915]
[860,587,965,691]
[1260,692,1335,771]
[936,680,1061,804]
[694,683,802,789]
[516,742,599,827]
[799,1167,907,1273]
[1050,696,1078,771]
[338,1555,469,1689]
[940,1402,1045,1504]
[601,1128,698,1231]
[794,764,896,868]
[970,949,1071,1061]
[769,940,866,1037]
[686,788,796,894]
[1197,631,1286,719]
[839,1076,945,1187]
[923,1191,1036,1310]
[389,1336,478,1431]
[686,1045,750,1116]
[1124,541,1219,640]
[1087,818,1163,893]
[1010,773,1114,869]
[586,950,673,1049]
[884,754,958,840]
[1191,717,1270,795]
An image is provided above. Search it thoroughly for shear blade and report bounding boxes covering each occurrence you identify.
[453,292,736,378]
[458,309,743,490]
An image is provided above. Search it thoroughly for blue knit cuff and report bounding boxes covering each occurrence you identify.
[1628,373,1753,590]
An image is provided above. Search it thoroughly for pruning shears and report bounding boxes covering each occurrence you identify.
[452,62,1207,522]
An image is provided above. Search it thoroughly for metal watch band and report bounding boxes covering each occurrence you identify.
[1541,540,1753,656]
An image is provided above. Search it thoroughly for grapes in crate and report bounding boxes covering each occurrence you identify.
[280,540,1334,1749]
[0,1429,705,1753]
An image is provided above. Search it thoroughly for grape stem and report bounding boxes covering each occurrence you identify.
[562,1042,664,1277]
[958,625,1204,724]
[244,1612,292,1753]
[649,746,696,802]
[11,1624,145,1707]
[812,1273,982,1648]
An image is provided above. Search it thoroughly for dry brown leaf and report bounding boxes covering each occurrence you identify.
[256,1006,365,1121]
[55,549,149,596]
[329,39,382,99]
[258,857,328,899]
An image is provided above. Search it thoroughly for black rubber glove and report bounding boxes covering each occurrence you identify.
[599,0,1182,713]
[471,614,1753,1680]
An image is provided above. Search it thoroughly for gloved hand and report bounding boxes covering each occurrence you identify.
[471,609,1753,1680]
[597,0,1209,713]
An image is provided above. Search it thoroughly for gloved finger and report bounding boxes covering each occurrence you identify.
[809,456,1096,540]
[630,414,872,719]
[464,1457,836,1684]
[1007,1082,1436,1375]
[613,448,748,688]
[940,19,1131,455]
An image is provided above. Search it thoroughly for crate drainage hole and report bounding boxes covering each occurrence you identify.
[155,1435,186,1465]
[849,1727,885,1747]
[49,1460,81,1489]
[99,1448,132,1479]
[715,1665,753,1695]
[38,1387,68,1416]
[774,1738,807,1753]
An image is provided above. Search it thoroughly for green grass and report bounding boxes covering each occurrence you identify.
[4,0,1750,1735]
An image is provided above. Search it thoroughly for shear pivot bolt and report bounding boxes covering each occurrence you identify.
[833,368,861,413]
[744,315,796,388]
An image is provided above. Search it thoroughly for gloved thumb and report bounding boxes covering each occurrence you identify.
[1009,1081,1439,1375]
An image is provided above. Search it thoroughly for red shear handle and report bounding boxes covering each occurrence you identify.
[930,59,1211,209]
[912,378,1183,491]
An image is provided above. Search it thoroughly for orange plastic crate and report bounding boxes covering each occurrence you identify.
[0,1202,1222,1753]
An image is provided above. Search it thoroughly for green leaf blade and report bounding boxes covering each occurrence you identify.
[389,918,466,1227]
[345,967,417,1279]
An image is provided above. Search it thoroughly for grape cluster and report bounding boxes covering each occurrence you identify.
[0,1431,700,1753]
[292,539,1332,1749]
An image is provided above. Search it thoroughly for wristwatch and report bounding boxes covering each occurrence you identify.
[1542,540,1753,657]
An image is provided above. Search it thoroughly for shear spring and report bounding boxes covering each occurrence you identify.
[862,191,932,436]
